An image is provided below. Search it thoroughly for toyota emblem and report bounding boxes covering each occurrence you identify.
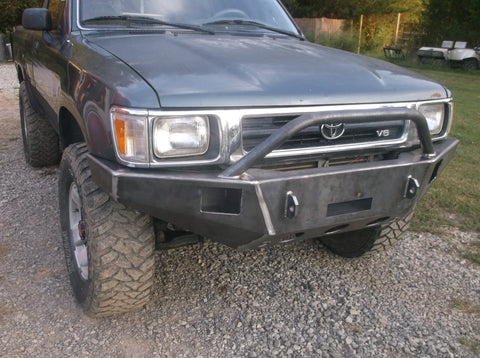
[320,123,346,140]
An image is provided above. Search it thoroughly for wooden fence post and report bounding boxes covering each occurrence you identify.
[394,13,402,46]
[357,14,364,54]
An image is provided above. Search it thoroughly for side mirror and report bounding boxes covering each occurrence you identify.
[22,8,52,31]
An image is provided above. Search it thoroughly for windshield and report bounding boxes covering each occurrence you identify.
[79,0,299,35]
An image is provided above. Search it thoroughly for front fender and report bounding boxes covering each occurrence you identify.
[64,34,160,160]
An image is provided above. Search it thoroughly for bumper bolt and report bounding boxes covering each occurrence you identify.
[404,176,420,199]
[285,191,299,219]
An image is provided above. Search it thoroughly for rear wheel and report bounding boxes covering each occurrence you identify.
[59,143,155,316]
[320,213,413,258]
[463,58,478,71]
[19,82,60,167]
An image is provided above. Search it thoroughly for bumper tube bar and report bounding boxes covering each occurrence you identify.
[221,107,435,178]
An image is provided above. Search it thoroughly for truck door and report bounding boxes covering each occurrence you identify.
[32,0,70,131]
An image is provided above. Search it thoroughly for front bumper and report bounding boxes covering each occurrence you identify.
[88,135,458,250]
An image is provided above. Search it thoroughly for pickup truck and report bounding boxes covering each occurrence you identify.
[13,0,458,316]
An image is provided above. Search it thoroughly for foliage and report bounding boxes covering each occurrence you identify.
[282,0,425,20]
[282,0,479,50]
[282,0,426,52]
[316,32,357,52]
[0,0,43,34]
[422,0,480,46]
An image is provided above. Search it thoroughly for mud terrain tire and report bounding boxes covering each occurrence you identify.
[19,82,60,167]
[59,143,155,316]
[320,213,413,258]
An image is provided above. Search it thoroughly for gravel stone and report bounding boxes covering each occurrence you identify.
[1,63,479,357]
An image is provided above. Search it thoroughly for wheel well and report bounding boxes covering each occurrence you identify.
[59,108,85,149]
[16,65,25,83]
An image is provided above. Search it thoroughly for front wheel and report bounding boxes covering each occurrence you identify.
[59,143,155,316]
[319,213,413,258]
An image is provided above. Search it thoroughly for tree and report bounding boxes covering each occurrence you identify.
[0,0,43,34]
[282,0,426,51]
[283,0,425,19]
[423,0,480,46]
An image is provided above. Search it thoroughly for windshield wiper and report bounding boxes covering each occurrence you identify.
[83,15,215,34]
[203,19,304,40]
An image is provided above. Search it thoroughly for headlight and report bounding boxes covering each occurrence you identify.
[111,108,148,164]
[419,103,445,135]
[153,116,209,158]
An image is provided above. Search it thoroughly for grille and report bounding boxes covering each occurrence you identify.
[242,115,407,153]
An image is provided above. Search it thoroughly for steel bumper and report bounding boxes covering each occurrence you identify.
[88,137,458,249]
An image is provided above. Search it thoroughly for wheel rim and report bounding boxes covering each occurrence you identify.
[68,182,89,280]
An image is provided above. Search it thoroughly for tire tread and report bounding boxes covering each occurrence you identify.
[60,143,155,316]
[19,82,60,167]
[320,213,413,258]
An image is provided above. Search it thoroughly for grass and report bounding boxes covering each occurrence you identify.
[463,241,480,265]
[383,62,480,235]
[364,53,480,264]
[451,298,480,315]
[385,60,480,266]
[451,299,480,354]
[361,54,479,235]
[458,337,480,355]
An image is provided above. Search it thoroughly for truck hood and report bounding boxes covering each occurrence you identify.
[87,32,448,108]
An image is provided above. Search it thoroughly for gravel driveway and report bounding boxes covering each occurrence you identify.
[0,63,479,357]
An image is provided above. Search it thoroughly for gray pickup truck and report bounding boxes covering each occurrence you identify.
[13,0,458,316]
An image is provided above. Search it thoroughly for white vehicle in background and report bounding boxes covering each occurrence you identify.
[417,40,480,70]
